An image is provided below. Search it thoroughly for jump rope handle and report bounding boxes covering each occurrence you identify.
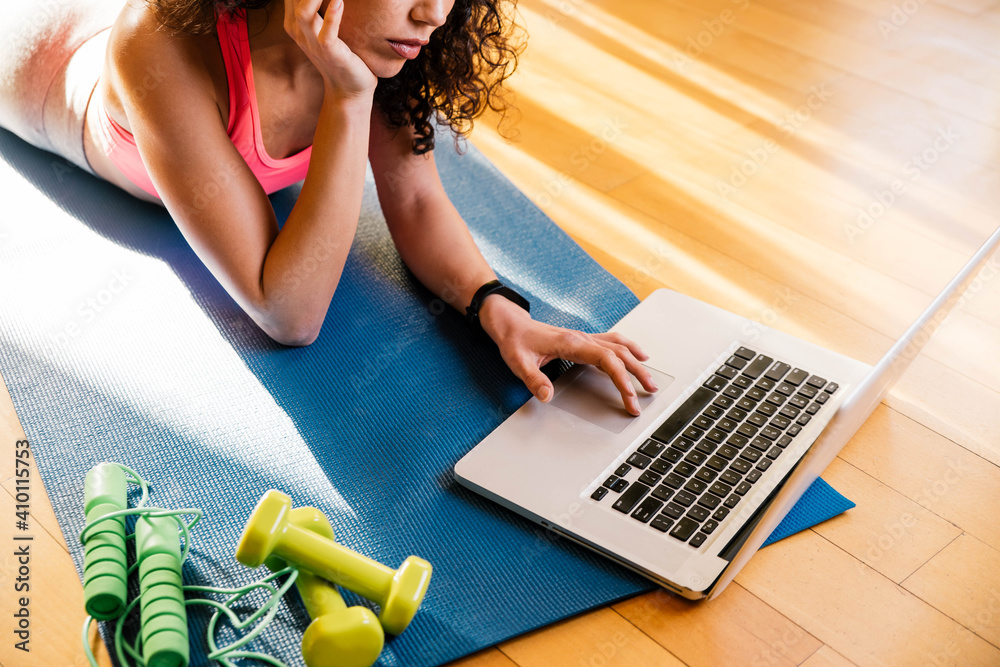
[83,463,128,620]
[136,513,190,667]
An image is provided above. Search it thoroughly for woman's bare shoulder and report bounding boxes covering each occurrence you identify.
[104,0,224,123]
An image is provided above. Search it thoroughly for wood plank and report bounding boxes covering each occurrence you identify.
[737,530,1000,665]
[0,486,112,667]
[613,584,821,667]
[801,644,858,667]
[811,458,962,583]
[497,607,686,667]
[839,405,1000,552]
[449,647,521,667]
[903,533,1000,648]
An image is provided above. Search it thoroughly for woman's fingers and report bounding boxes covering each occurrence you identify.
[506,353,555,403]
[316,0,345,47]
[285,0,323,42]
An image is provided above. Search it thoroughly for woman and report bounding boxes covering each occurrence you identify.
[0,0,657,414]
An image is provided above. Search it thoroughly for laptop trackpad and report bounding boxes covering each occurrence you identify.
[550,364,675,434]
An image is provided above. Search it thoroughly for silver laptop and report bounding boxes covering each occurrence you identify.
[456,226,1000,601]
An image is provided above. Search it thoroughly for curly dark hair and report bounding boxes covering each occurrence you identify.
[144,0,523,154]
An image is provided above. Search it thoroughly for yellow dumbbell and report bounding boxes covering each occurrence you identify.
[236,490,432,635]
[263,506,384,667]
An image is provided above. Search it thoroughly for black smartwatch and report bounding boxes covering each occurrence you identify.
[465,279,530,335]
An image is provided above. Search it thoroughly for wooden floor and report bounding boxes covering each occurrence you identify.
[2,0,1000,665]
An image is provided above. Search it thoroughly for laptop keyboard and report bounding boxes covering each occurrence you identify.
[589,346,839,548]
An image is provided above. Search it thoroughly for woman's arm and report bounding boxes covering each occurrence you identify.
[369,117,658,414]
[110,0,374,345]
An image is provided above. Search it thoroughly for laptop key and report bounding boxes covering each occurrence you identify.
[689,532,707,547]
[736,397,756,411]
[766,392,787,407]
[796,413,812,427]
[611,478,629,492]
[683,450,706,467]
[815,392,830,405]
[747,413,767,427]
[725,355,748,369]
[695,439,716,455]
[734,346,757,361]
[650,386,715,444]
[767,446,782,460]
[737,423,759,438]
[710,481,732,497]
[651,484,675,502]
[637,439,665,458]
[701,519,720,534]
[682,426,704,441]
[775,382,795,396]
[631,497,663,523]
[720,470,742,486]
[825,382,839,394]
[649,458,671,475]
[660,447,683,463]
[747,469,762,483]
[591,487,608,501]
[695,467,717,483]
[729,458,751,474]
[713,395,735,409]
[687,505,710,522]
[613,482,651,513]
[757,402,777,416]
[735,481,752,495]
[797,384,818,399]
[806,402,821,415]
[684,479,708,495]
[755,377,776,391]
[726,434,749,448]
[674,490,696,506]
[747,387,767,402]
[603,475,620,489]
[723,385,744,399]
[697,493,721,510]
[788,395,808,409]
[765,361,791,382]
[663,473,685,489]
[669,517,699,541]
[663,502,685,519]
[627,452,652,469]
[717,444,739,460]
[761,425,781,440]
[712,507,730,521]
[705,405,725,419]
[716,417,737,432]
[733,375,753,389]
[770,416,791,430]
[740,448,761,463]
[785,368,809,386]
[726,407,747,421]
[715,365,738,380]
[742,354,773,379]
[639,471,662,486]
[750,436,770,451]
[706,455,728,471]
[777,435,793,448]
[807,375,827,389]
[724,494,741,508]
[703,375,728,392]
[615,464,632,477]
[674,461,696,477]
[788,424,802,436]
[705,428,727,444]
[693,415,714,430]
[757,459,773,471]
[650,514,675,532]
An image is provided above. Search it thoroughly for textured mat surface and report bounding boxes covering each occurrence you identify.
[0,128,851,666]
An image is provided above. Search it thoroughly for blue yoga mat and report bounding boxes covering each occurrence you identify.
[0,127,852,666]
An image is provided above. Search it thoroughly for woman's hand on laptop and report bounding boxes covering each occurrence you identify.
[480,296,659,416]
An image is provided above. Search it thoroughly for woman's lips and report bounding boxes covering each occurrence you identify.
[387,40,423,60]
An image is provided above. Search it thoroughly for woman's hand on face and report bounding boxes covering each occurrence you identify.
[284,0,377,99]
[479,297,659,416]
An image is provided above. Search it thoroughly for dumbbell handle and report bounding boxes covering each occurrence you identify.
[276,526,396,604]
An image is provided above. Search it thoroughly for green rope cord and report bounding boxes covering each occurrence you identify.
[80,464,294,667]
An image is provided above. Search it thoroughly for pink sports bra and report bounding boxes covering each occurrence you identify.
[95,10,312,200]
